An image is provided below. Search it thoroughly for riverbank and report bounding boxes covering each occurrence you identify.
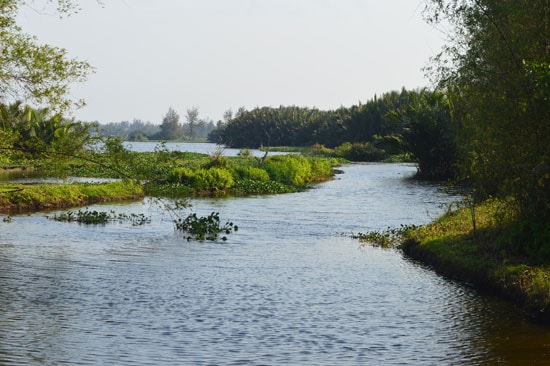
[0,181,143,213]
[401,199,550,324]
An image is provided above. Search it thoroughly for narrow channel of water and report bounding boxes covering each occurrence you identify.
[1,162,549,364]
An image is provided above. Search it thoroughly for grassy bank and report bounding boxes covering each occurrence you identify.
[68,150,340,198]
[400,199,550,324]
[0,181,143,212]
[0,150,340,212]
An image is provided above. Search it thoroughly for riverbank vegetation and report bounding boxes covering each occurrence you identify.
[411,0,549,321]
[209,91,455,178]
[0,181,143,212]
[1,141,339,210]
[403,200,550,323]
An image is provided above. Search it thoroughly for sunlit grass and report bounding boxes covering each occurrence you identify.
[402,198,550,322]
[0,181,143,212]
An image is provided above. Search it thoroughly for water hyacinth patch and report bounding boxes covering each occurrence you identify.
[174,211,238,241]
[48,208,151,226]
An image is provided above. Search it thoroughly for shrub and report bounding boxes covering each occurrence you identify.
[234,165,270,182]
[264,155,312,186]
[191,168,234,192]
[309,158,334,180]
[232,179,297,195]
[334,142,385,161]
[168,167,194,183]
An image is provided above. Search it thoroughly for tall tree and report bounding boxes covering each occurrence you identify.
[425,0,550,223]
[184,107,199,139]
[159,107,180,140]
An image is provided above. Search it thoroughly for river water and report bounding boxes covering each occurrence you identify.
[1,144,549,364]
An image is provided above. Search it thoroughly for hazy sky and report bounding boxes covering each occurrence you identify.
[17,0,444,124]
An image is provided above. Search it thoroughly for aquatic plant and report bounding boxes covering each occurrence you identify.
[174,211,238,241]
[48,208,151,225]
[351,224,419,248]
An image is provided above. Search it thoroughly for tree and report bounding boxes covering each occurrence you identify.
[0,101,96,161]
[393,89,457,179]
[0,0,92,113]
[223,109,233,123]
[159,107,180,140]
[184,107,199,139]
[425,0,550,241]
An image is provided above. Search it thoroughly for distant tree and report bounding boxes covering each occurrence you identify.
[159,107,181,140]
[223,109,233,123]
[195,117,209,139]
[184,107,200,139]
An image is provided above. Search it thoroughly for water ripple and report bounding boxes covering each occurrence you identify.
[1,163,549,364]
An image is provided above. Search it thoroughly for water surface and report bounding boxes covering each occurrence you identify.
[1,163,549,365]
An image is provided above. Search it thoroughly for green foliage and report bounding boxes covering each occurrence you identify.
[49,208,151,225]
[157,107,181,140]
[0,1,92,112]
[191,168,234,192]
[174,211,238,241]
[351,225,419,248]
[167,156,237,194]
[232,179,297,195]
[233,165,270,182]
[168,167,194,184]
[0,181,143,211]
[263,155,312,186]
[99,120,160,141]
[0,102,96,170]
[309,157,335,179]
[215,93,411,150]
[425,0,550,224]
[143,182,194,198]
[496,220,550,264]
[390,89,457,179]
[333,142,386,162]
[162,153,334,196]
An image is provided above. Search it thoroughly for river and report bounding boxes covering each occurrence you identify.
[0,143,549,364]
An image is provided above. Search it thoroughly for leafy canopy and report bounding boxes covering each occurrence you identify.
[424,0,550,225]
[0,0,93,112]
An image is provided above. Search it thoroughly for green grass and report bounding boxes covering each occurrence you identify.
[0,181,143,212]
[1,148,341,210]
[160,153,338,197]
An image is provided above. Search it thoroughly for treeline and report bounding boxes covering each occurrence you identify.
[98,107,218,142]
[98,119,160,141]
[213,90,408,148]
[211,88,457,179]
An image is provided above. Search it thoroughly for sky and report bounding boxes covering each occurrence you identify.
[17,0,445,124]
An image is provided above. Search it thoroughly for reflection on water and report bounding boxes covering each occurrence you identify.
[1,163,549,364]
